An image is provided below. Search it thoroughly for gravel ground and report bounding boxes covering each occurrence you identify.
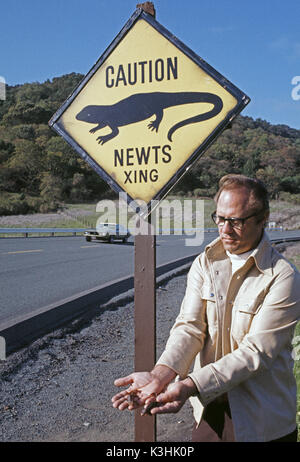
[0,270,195,442]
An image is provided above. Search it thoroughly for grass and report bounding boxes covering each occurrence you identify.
[2,197,297,232]
[290,254,300,269]
[290,255,300,441]
[294,321,300,441]
[67,197,217,231]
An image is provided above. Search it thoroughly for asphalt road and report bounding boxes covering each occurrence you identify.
[1,229,299,327]
[0,231,218,326]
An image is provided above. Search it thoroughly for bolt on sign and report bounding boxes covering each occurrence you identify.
[49,7,250,217]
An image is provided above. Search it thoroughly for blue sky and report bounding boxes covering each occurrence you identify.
[0,0,299,129]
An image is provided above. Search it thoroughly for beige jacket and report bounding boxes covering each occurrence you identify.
[157,232,300,442]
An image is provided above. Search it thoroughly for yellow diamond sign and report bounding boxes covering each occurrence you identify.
[49,8,250,216]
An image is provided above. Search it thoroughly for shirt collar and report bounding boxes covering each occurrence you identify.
[205,231,273,276]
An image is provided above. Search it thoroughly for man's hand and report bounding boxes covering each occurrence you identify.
[112,371,156,410]
[149,377,197,415]
[111,365,176,411]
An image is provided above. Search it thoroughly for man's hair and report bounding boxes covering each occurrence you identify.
[214,174,270,217]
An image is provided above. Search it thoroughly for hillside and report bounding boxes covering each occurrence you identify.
[0,73,300,215]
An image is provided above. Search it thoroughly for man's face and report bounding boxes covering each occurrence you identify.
[216,188,267,254]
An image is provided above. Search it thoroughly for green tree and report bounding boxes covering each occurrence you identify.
[256,166,280,199]
[6,139,45,194]
[39,172,64,212]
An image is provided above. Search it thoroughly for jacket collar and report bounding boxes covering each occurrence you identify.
[249,231,274,276]
[205,231,273,276]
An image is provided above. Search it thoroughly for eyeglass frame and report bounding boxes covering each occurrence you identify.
[211,210,264,230]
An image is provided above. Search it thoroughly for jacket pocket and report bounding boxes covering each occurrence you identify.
[231,298,262,344]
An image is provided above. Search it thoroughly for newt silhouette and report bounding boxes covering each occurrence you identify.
[75,91,223,145]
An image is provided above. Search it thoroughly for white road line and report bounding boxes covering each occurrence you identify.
[80,245,101,248]
[3,249,43,255]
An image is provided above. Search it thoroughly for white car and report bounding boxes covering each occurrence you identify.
[84,223,130,243]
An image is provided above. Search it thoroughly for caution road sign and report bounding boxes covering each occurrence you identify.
[49,7,250,216]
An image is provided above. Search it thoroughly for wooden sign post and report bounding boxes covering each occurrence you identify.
[133,2,157,444]
[134,215,156,441]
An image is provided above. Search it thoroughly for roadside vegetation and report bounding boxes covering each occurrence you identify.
[294,319,300,441]
[1,73,300,216]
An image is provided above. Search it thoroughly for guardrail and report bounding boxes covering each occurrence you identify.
[0,226,287,238]
[1,227,217,238]
[270,236,300,245]
[0,228,87,237]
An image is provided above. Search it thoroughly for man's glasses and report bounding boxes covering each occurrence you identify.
[211,211,262,230]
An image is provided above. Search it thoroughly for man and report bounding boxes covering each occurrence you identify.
[112,174,300,442]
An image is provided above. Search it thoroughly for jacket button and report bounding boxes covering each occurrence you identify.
[215,270,219,275]
[219,295,223,300]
